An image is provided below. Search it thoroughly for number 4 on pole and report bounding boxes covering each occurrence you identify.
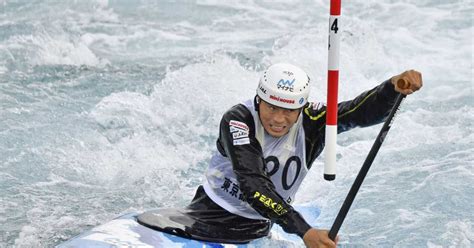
[331,18,339,33]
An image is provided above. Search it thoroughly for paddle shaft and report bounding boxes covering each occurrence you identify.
[328,93,407,241]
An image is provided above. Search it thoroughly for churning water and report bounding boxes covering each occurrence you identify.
[0,0,472,247]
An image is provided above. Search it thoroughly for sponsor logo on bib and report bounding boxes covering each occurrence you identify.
[229,120,250,145]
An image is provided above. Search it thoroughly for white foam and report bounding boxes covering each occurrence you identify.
[9,33,108,66]
[14,226,39,246]
[441,220,473,248]
[82,55,258,188]
[2,1,473,247]
[33,173,95,188]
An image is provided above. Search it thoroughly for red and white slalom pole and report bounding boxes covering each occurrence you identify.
[324,0,341,181]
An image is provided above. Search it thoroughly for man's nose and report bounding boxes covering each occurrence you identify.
[272,110,286,123]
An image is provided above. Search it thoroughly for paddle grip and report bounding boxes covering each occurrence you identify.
[396,78,411,90]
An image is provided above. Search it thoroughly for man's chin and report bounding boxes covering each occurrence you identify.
[265,128,288,138]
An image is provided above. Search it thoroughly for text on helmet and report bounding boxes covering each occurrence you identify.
[277,79,295,92]
[270,95,295,104]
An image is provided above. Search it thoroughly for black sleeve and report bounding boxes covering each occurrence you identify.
[217,104,312,238]
[336,79,399,132]
[303,79,399,166]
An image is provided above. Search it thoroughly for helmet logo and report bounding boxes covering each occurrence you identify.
[270,95,295,104]
[282,70,294,76]
[259,85,267,94]
[299,97,305,104]
[277,79,295,92]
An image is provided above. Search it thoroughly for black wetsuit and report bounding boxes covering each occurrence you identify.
[185,80,399,243]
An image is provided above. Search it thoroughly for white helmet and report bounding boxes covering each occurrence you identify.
[256,63,310,109]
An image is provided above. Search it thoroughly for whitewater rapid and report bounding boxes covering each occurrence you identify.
[0,1,472,247]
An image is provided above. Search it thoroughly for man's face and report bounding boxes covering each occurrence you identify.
[258,99,301,138]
